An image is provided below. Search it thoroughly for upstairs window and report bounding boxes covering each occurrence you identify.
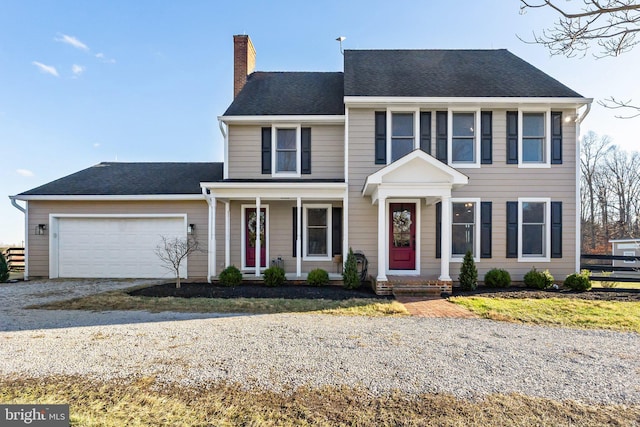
[391,113,414,161]
[275,128,298,173]
[522,113,545,163]
[452,113,475,163]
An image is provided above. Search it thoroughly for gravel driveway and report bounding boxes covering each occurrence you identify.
[0,279,638,405]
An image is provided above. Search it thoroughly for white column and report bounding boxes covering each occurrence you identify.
[255,196,261,277]
[342,191,348,270]
[210,197,217,278]
[296,197,302,278]
[439,195,452,281]
[224,201,230,268]
[377,196,387,282]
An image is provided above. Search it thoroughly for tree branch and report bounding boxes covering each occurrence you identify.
[599,96,640,118]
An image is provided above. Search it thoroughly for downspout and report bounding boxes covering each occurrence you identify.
[218,118,229,180]
[9,197,28,280]
[575,103,591,124]
[574,102,591,272]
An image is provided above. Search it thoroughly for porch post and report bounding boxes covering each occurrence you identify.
[296,197,302,278]
[255,196,261,277]
[377,195,387,282]
[342,191,348,270]
[210,196,217,278]
[224,201,230,268]
[439,195,452,281]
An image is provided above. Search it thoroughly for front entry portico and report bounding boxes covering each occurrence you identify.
[362,150,469,284]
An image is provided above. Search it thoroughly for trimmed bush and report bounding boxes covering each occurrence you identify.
[218,265,243,287]
[342,248,360,290]
[523,267,554,290]
[263,266,286,287]
[307,268,329,287]
[0,252,8,283]
[459,250,478,291]
[564,270,592,291]
[484,268,511,288]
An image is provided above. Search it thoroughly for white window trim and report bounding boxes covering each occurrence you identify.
[448,108,481,168]
[518,108,551,169]
[386,108,419,164]
[518,197,551,262]
[271,124,301,177]
[240,204,270,271]
[303,203,332,261]
[450,198,481,261]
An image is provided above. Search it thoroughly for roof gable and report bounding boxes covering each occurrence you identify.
[344,49,583,98]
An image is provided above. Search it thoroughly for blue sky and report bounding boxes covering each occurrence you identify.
[1,0,639,245]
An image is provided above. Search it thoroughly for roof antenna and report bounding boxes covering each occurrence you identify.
[336,36,346,55]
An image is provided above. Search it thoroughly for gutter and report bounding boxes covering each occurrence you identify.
[202,187,213,283]
[576,103,591,124]
[9,196,28,280]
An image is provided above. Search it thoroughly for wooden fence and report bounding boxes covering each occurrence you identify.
[580,254,640,282]
[2,247,25,271]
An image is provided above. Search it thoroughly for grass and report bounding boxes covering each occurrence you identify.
[450,296,640,333]
[591,281,640,289]
[27,289,409,317]
[0,375,637,426]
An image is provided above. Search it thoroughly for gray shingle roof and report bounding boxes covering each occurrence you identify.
[224,72,345,115]
[344,49,583,98]
[18,162,223,196]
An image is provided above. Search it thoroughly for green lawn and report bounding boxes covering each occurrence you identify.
[450,296,640,333]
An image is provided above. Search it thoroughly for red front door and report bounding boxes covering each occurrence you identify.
[389,203,416,270]
[246,208,266,268]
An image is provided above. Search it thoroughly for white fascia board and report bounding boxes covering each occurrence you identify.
[12,194,205,201]
[202,182,347,200]
[219,115,345,125]
[344,96,592,108]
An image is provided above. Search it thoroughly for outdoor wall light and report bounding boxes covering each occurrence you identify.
[36,224,47,235]
[188,224,195,234]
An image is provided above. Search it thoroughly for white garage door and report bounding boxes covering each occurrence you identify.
[56,217,186,278]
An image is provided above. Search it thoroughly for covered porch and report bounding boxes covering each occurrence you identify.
[200,181,348,280]
[362,150,468,286]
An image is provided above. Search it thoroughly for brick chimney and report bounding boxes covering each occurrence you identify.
[233,35,256,98]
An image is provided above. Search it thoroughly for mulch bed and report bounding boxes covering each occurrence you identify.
[129,282,392,300]
[452,287,640,302]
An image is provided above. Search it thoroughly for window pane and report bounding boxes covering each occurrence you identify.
[307,228,327,255]
[453,113,474,137]
[452,224,474,256]
[277,129,296,149]
[522,224,544,255]
[523,113,544,137]
[522,202,544,223]
[452,138,474,162]
[523,138,544,162]
[391,138,413,161]
[392,113,413,137]
[453,202,475,224]
[277,152,296,172]
[307,208,327,227]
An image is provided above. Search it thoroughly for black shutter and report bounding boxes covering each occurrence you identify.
[551,112,562,164]
[481,111,492,164]
[506,111,518,164]
[301,127,311,174]
[292,207,298,257]
[506,201,518,258]
[435,202,442,259]
[480,202,492,258]
[420,112,431,154]
[551,201,562,258]
[436,111,447,163]
[375,111,386,164]
[332,207,342,256]
[261,127,272,174]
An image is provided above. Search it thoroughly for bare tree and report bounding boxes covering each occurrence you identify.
[155,235,199,288]
[520,1,640,117]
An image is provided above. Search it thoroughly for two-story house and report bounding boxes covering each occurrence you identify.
[11,35,591,294]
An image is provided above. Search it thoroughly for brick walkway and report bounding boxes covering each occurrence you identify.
[396,296,479,318]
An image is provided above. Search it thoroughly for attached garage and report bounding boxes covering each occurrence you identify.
[51,215,187,279]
